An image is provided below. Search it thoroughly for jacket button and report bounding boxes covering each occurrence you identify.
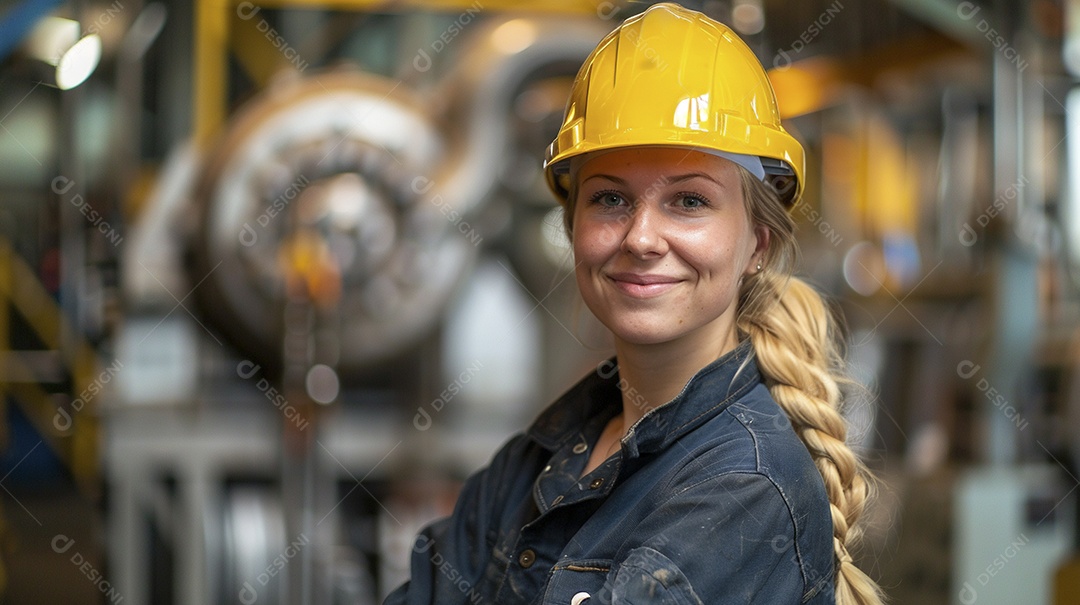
[572,443,588,454]
[589,477,604,489]
[518,549,536,568]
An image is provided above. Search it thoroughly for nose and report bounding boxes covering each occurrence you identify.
[620,203,669,259]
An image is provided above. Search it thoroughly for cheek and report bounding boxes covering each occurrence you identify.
[672,226,750,280]
[571,225,598,290]
[571,219,614,266]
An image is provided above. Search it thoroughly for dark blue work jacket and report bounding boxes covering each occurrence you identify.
[385,341,836,604]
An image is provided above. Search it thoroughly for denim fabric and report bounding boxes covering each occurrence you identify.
[385,341,836,605]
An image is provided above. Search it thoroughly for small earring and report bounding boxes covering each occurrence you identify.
[756,262,763,272]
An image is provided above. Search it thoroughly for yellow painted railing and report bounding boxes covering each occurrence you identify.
[0,238,100,497]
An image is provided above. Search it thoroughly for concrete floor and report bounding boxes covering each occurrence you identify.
[3,487,104,605]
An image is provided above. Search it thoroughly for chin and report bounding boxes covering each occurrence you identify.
[600,316,692,346]
[590,299,740,349]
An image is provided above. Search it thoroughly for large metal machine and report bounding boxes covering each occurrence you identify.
[110,4,612,603]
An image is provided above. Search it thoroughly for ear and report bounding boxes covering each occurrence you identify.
[744,223,770,274]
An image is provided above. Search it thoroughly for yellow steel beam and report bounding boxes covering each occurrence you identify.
[235,0,607,12]
[70,408,100,498]
[767,58,844,120]
[0,240,69,363]
[230,16,298,87]
[5,374,99,496]
[195,0,232,145]
[0,238,102,496]
[768,32,966,119]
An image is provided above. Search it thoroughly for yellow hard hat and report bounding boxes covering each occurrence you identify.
[544,2,804,207]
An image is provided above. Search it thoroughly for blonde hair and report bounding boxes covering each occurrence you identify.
[736,169,885,605]
[563,165,885,605]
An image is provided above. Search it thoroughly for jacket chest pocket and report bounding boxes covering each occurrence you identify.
[541,560,611,605]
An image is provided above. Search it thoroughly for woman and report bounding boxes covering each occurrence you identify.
[385,3,884,604]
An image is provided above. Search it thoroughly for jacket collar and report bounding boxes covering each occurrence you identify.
[527,340,762,458]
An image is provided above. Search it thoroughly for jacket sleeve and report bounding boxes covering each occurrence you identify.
[383,434,528,605]
[606,471,831,605]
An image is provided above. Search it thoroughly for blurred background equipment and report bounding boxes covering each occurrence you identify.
[188,69,460,376]
[0,0,1078,604]
[107,2,610,604]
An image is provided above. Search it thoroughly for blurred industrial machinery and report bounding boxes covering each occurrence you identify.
[1,0,1079,604]
[108,2,610,604]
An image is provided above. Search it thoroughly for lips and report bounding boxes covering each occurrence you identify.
[607,272,683,298]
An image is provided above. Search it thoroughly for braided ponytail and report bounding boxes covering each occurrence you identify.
[736,170,885,605]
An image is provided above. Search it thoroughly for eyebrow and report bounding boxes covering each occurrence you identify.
[581,173,629,186]
[581,172,727,189]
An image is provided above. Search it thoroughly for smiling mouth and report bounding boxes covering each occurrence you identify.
[606,273,683,298]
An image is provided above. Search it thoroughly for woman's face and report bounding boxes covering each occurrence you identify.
[571,147,766,348]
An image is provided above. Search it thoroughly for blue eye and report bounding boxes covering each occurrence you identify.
[589,190,626,208]
[676,193,710,209]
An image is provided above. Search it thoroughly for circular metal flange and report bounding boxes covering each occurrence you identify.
[191,70,474,378]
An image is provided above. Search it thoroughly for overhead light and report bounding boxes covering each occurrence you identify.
[491,19,537,55]
[23,16,101,90]
[732,0,765,36]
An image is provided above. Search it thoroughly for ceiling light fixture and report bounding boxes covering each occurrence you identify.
[23,16,101,90]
